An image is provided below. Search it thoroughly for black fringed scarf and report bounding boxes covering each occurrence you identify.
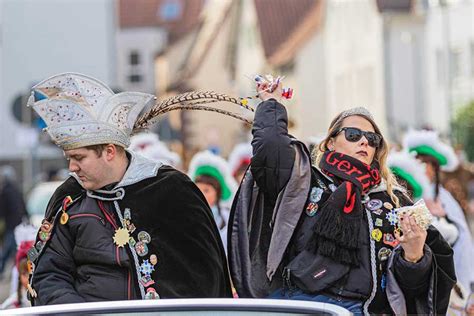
[311,151,381,266]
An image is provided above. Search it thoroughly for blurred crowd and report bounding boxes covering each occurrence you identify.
[0,127,473,313]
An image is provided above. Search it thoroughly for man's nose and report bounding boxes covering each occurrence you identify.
[69,161,79,172]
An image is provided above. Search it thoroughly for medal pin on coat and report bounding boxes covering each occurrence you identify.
[60,196,73,225]
[306,187,323,216]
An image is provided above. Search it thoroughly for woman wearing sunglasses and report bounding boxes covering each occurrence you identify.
[228,81,455,314]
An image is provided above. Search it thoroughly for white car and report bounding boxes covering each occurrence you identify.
[26,181,63,227]
[4,298,352,315]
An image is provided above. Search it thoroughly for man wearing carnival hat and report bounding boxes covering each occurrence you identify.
[26,73,232,305]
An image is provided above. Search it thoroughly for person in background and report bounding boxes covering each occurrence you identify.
[129,133,182,169]
[387,150,471,314]
[228,143,252,184]
[404,129,474,292]
[0,166,28,275]
[1,223,37,309]
[388,151,459,245]
[189,150,237,249]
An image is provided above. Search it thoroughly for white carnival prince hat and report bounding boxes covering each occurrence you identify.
[27,72,155,150]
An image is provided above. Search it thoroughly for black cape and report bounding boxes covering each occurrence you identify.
[31,164,232,304]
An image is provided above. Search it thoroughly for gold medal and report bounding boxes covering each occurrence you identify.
[113,228,130,247]
[60,212,69,225]
[60,196,73,225]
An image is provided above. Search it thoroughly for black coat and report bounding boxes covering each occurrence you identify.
[228,99,456,314]
[31,161,232,305]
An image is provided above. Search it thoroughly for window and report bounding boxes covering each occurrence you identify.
[471,42,474,77]
[436,49,445,87]
[159,0,182,21]
[129,51,140,66]
[449,49,462,80]
[128,74,142,83]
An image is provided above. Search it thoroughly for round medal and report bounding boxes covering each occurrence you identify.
[378,247,392,261]
[367,199,383,211]
[38,231,50,242]
[138,231,151,244]
[60,212,69,225]
[135,241,149,256]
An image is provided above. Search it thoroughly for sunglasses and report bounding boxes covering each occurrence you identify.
[333,127,382,148]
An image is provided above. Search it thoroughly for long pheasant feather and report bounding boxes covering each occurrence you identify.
[159,105,252,124]
[134,91,254,130]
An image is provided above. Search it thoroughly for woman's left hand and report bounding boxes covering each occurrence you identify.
[394,214,427,263]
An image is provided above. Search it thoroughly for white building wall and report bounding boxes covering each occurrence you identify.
[294,32,327,142]
[235,0,266,97]
[384,15,426,136]
[116,27,167,94]
[445,1,474,114]
[383,1,474,138]
[294,0,386,142]
[0,0,116,159]
[424,5,451,134]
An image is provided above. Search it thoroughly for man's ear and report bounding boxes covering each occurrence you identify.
[104,144,116,161]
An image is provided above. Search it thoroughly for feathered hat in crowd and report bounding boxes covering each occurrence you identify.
[403,129,459,172]
[129,133,161,152]
[130,133,181,167]
[188,150,237,202]
[27,73,254,150]
[227,143,252,177]
[387,151,432,200]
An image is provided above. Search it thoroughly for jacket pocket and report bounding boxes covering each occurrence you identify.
[285,250,350,293]
[70,213,106,226]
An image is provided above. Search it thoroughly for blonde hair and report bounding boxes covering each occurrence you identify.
[313,111,401,207]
